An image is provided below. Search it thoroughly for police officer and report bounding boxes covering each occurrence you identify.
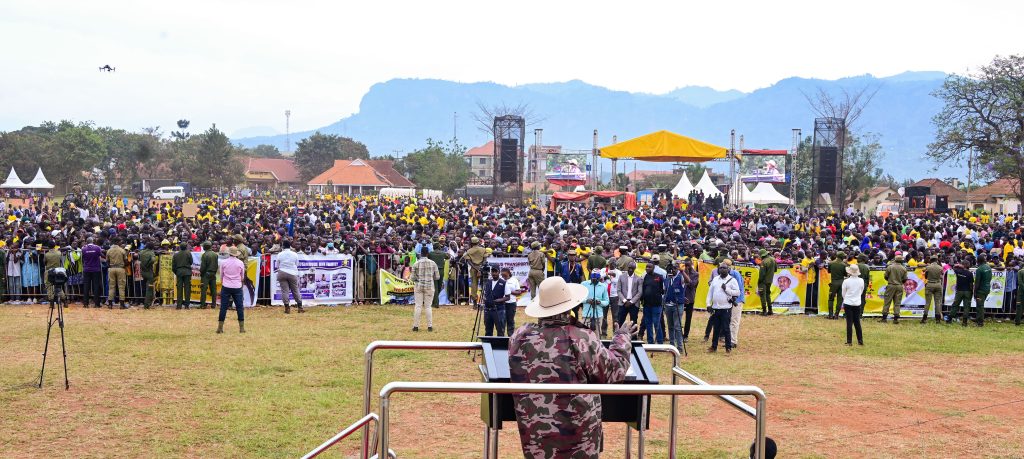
[826,252,848,319]
[43,241,63,304]
[198,241,218,309]
[757,249,777,315]
[427,236,449,308]
[107,239,129,309]
[527,241,546,299]
[880,254,908,323]
[172,243,193,309]
[922,256,945,323]
[464,237,487,305]
[972,254,992,327]
[139,238,156,309]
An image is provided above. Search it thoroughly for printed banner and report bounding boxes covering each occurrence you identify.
[485,256,542,306]
[187,253,260,308]
[818,266,930,317]
[943,269,1005,309]
[269,254,354,305]
[379,269,414,305]
[691,262,805,313]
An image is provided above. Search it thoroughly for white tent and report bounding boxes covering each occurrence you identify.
[743,182,791,205]
[0,168,27,189]
[694,170,723,196]
[24,168,54,189]
[670,173,694,197]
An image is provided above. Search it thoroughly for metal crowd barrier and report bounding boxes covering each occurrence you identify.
[301,413,396,459]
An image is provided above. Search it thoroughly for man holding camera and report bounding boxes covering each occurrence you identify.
[582,272,609,336]
[706,263,740,353]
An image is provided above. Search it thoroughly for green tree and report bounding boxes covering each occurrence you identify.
[0,121,107,192]
[190,124,241,188]
[928,54,1024,201]
[246,144,282,158]
[839,134,885,206]
[402,139,469,193]
[681,164,708,185]
[790,136,814,205]
[294,132,352,180]
[338,137,370,160]
[613,172,630,191]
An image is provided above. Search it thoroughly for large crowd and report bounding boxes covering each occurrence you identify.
[3,190,1023,339]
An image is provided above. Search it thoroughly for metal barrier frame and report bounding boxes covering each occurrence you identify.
[301,413,396,459]
[377,381,768,459]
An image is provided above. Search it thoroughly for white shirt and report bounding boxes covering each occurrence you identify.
[841,277,865,306]
[277,249,300,276]
[607,270,621,297]
[504,277,520,303]
[706,275,740,309]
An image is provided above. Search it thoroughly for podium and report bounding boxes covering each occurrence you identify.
[478,336,659,431]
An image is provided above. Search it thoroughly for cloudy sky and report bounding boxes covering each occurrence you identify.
[1,0,1020,137]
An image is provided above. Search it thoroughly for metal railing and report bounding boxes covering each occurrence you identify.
[643,344,680,459]
[301,413,395,459]
[376,381,768,459]
[362,341,484,458]
[673,367,757,418]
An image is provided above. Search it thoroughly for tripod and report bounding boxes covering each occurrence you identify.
[39,282,70,390]
[466,265,485,361]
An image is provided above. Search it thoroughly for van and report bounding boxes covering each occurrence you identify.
[152,186,185,199]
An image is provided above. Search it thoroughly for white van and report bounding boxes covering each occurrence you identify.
[152,186,185,199]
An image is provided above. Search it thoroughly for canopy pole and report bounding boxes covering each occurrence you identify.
[729,130,736,208]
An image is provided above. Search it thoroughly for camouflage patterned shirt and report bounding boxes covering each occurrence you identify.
[508,317,632,458]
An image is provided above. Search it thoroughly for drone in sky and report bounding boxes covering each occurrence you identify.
[99,65,116,72]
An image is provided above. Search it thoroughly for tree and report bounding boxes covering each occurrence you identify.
[294,132,370,180]
[0,121,107,192]
[472,102,545,135]
[928,54,1024,201]
[190,124,241,188]
[613,173,630,191]
[681,164,708,186]
[790,136,814,205]
[337,137,370,160]
[247,144,282,158]
[402,139,470,194]
[839,134,885,205]
[803,85,879,207]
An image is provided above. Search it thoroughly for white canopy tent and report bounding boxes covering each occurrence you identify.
[694,170,723,197]
[0,168,28,189]
[742,182,791,205]
[24,168,54,189]
[670,173,694,197]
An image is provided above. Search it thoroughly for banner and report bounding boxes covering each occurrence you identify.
[188,253,259,308]
[269,254,354,305]
[818,266,926,317]
[691,262,805,313]
[943,269,1005,309]
[379,269,414,305]
[485,256,542,306]
[545,153,588,186]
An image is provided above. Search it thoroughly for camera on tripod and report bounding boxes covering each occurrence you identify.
[48,267,68,286]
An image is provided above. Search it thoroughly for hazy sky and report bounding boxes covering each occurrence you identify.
[2,0,1020,137]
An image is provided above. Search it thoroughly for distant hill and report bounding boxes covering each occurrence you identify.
[235,71,952,179]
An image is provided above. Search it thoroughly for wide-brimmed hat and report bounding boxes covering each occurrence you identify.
[846,265,860,276]
[525,277,589,318]
[228,247,241,257]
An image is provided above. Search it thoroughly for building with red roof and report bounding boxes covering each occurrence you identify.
[242,157,302,189]
[307,159,415,194]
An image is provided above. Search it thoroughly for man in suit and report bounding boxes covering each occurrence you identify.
[616,263,642,336]
[482,267,508,336]
[640,263,665,344]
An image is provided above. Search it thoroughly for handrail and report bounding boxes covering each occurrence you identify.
[673,366,757,418]
[362,341,484,458]
[377,381,768,459]
[303,413,381,459]
[642,344,681,459]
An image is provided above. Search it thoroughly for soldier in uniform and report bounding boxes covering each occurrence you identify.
[508,276,637,458]
[463,236,487,305]
[826,252,848,319]
[587,246,607,272]
[199,241,219,309]
[615,245,634,271]
[172,242,193,309]
[234,234,250,261]
[527,241,546,299]
[922,256,945,323]
[157,239,175,306]
[106,239,129,309]
[656,243,672,270]
[757,249,777,315]
[139,239,156,309]
[43,241,63,304]
[972,254,992,327]
[427,236,449,308]
[880,254,908,323]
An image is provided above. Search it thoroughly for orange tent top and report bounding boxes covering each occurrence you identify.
[599,130,727,162]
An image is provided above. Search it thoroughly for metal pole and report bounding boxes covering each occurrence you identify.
[643,344,679,458]
[729,130,736,208]
[672,367,757,418]
[483,426,491,459]
[592,129,599,189]
[755,395,768,459]
[378,397,390,459]
[637,395,646,458]
[624,424,632,459]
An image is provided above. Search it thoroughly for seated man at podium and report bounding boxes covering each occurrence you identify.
[509,276,637,458]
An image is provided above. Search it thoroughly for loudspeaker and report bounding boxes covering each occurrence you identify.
[817,146,838,193]
[936,195,949,211]
[905,186,929,197]
[499,139,518,183]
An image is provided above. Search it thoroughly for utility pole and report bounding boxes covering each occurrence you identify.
[453,112,458,143]
[285,110,292,154]
[791,128,801,206]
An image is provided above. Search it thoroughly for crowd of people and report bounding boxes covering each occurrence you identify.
[1,190,1023,340]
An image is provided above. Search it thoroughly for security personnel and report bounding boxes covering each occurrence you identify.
[427,237,449,308]
[107,240,129,309]
[757,249,777,315]
[1016,266,1024,326]
[234,234,250,262]
[880,254,908,323]
[657,244,672,270]
[922,256,945,323]
[615,245,634,271]
[857,253,870,308]
[973,254,992,326]
[527,241,547,299]
[43,241,63,304]
[172,243,193,309]
[139,239,156,309]
[198,241,219,309]
[464,237,487,305]
[827,252,848,319]
[587,246,607,272]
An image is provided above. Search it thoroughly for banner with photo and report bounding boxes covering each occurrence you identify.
[187,253,260,308]
[269,254,354,305]
[943,269,1005,309]
[486,256,542,306]
[691,262,805,313]
[379,269,415,305]
[818,266,928,317]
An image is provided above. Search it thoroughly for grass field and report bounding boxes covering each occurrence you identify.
[3,303,1024,458]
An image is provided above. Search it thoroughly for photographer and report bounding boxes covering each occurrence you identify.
[706,263,740,353]
[582,272,609,336]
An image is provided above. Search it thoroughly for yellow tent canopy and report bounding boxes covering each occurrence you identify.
[599,130,727,162]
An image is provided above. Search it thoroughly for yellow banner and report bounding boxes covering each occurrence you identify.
[817,267,926,317]
[691,262,806,313]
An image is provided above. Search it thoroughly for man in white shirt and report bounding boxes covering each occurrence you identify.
[605,268,621,337]
[276,240,303,314]
[502,268,524,336]
[705,264,740,353]
[616,264,643,330]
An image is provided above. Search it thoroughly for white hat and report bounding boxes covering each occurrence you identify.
[525,277,589,318]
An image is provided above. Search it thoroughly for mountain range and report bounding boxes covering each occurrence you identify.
[235,71,955,180]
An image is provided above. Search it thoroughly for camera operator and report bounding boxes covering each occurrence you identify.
[582,272,609,336]
[43,241,62,303]
[706,263,740,353]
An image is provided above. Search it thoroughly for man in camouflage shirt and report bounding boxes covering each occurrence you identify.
[509,276,636,458]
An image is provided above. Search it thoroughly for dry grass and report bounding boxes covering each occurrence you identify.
[3,304,1024,458]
